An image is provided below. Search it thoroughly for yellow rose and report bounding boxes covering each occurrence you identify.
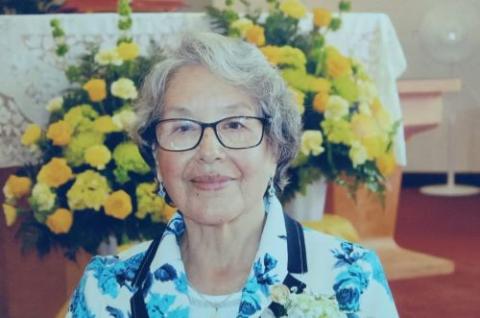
[21,124,42,146]
[111,78,138,100]
[260,46,282,65]
[245,25,265,47]
[37,157,73,188]
[47,120,72,146]
[325,95,349,120]
[2,204,17,227]
[309,77,331,93]
[46,208,73,234]
[117,42,140,61]
[231,18,254,37]
[376,150,397,177]
[84,145,112,170]
[325,47,352,79]
[3,175,32,201]
[349,141,368,167]
[93,115,120,133]
[300,130,324,156]
[313,8,332,28]
[313,92,329,113]
[104,190,133,220]
[279,0,307,19]
[83,79,107,102]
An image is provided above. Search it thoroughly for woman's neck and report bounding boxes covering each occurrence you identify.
[180,202,266,295]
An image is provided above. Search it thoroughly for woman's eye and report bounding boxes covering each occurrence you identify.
[224,120,245,130]
[173,122,196,133]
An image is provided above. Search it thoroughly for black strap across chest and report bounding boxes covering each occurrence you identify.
[130,213,308,318]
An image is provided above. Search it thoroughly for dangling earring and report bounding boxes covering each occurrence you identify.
[267,177,276,197]
[157,182,166,198]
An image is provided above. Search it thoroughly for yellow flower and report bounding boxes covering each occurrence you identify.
[112,109,137,131]
[83,79,107,102]
[325,47,352,79]
[117,42,140,61]
[46,208,73,234]
[279,0,307,19]
[37,158,73,188]
[31,183,56,212]
[67,170,110,211]
[321,118,354,145]
[111,78,138,100]
[313,92,329,113]
[376,150,397,177]
[46,96,64,112]
[261,46,282,65]
[313,8,332,28]
[310,77,331,93]
[300,130,324,156]
[350,113,380,139]
[21,124,42,146]
[245,25,265,47]
[3,175,32,201]
[104,190,133,220]
[84,145,112,170]
[358,80,378,104]
[2,204,17,227]
[325,95,349,120]
[289,87,305,114]
[231,18,254,37]
[371,98,393,131]
[95,48,122,66]
[362,136,387,159]
[349,141,368,167]
[93,115,120,133]
[46,120,72,146]
[162,204,177,221]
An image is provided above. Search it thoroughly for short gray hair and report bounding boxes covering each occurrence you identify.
[133,32,301,191]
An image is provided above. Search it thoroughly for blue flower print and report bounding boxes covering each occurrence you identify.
[154,263,178,282]
[362,250,393,300]
[238,290,261,318]
[106,306,124,318]
[174,272,188,294]
[147,293,189,318]
[166,217,185,237]
[253,253,279,295]
[333,265,370,312]
[332,241,366,268]
[68,273,95,318]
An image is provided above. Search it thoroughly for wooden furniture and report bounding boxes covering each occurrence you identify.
[326,79,460,280]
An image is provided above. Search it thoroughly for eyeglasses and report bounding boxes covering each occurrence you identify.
[154,116,270,152]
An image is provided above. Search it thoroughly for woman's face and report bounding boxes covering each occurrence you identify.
[155,64,277,225]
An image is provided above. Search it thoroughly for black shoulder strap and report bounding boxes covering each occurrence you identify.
[283,212,308,274]
[130,228,165,318]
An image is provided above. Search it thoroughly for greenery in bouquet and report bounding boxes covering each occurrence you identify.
[207,0,400,202]
[1,0,174,259]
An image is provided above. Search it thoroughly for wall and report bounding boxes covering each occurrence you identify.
[211,0,480,172]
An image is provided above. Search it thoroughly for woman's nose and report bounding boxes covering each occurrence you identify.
[196,127,225,162]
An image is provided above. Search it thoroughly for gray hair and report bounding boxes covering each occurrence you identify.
[133,32,301,191]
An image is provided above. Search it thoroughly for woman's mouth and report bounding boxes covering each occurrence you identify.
[190,175,233,191]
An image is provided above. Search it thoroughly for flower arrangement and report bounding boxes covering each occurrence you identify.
[270,284,345,318]
[207,0,400,202]
[1,0,174,259]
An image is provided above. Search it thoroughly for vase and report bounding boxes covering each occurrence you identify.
[284,178,328,221]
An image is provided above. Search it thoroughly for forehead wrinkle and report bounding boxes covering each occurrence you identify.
[162,102,258,118]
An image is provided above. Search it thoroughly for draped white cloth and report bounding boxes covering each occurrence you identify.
[0,12,406,167]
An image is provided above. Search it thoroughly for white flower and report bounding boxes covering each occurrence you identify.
[357,80,377,104]
[46,96,63,112]
[300,130,324,156]
[325,95,349,121]
[349,141,368,167]
[112,108,137,131]
[94,48,123,66]
[31,183,56,212]
[111,78,138,100]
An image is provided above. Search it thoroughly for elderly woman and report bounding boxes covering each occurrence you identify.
[67,32,398,318]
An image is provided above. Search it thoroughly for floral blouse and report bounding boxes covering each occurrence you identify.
[67,196,399,318]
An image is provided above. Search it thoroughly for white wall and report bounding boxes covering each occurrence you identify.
[211,0,480,172]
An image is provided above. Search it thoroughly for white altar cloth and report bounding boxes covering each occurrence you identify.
[0,12,406,167]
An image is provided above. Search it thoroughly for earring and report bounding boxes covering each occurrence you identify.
[157,182,166,198]
[267,177,276,197]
